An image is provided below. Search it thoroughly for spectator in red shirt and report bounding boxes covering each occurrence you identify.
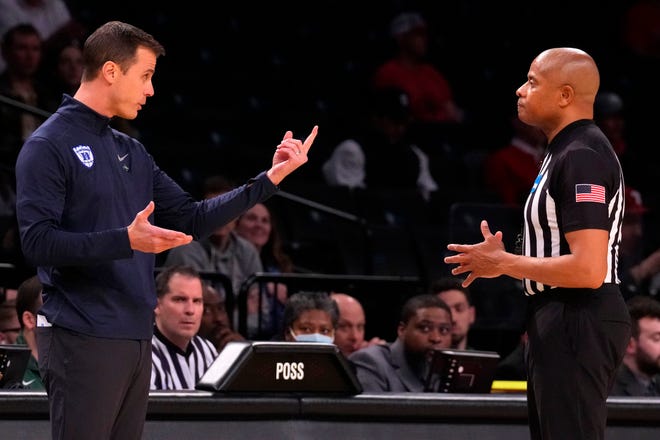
[372,11,463,126]
[484,116,546,206]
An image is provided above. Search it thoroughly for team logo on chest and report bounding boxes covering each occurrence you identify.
[72,145,94,168]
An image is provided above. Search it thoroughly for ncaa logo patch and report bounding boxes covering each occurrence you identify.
[530,173,542,193]
[72,145,94,168]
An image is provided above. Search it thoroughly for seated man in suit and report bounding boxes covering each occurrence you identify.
[348,294,452,392]
[330,292,386,357]
[610,295,660,396]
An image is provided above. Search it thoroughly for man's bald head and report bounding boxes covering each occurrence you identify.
[330,293,367,356]
[534,47,600,105]
[331,293,365,315]
[517,47,601,141]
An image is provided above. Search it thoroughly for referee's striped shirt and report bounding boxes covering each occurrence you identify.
[522,120,625,296]
[151,326,218,390]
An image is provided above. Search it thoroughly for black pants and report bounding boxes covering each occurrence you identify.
[36,326,151,440]
[525,285,631,440]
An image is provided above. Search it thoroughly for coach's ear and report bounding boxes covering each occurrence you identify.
[22,310,37,330]
[102,60,120,84]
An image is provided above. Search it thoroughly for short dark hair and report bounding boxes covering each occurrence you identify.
[16,275,42,330]
[155,265,201,298]
[626,295,660,339]
[81,21,165,81]
[430,276,472,305]
[282,291,339,332]
[400,294,451,324]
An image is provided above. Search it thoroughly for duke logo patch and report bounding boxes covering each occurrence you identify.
[73,145,94,168]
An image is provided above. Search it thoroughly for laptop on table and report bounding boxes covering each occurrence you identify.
[424,348,500,393]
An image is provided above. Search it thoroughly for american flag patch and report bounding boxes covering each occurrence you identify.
[575,184,605,203]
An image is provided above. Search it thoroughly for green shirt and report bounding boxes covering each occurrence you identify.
[15,331,44,390]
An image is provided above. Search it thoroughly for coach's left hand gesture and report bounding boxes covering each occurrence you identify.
[267,125,318,185]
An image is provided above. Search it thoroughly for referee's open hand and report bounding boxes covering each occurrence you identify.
[444,220,506,287]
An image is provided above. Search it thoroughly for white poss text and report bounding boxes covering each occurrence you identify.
[275,362,304,380]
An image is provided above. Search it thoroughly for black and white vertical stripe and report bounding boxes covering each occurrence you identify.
[522,152,625,296]
[151,333,218,390]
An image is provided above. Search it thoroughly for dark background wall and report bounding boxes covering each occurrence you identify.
[65,1,657,193]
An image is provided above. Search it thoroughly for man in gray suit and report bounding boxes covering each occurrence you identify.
[348,294,452,392]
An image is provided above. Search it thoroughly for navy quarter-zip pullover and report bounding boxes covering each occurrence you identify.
[15,95,277,339]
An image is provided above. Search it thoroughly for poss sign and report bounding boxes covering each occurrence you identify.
[196,341,362,395]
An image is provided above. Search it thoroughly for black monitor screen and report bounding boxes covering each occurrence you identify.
[424,349,500,393]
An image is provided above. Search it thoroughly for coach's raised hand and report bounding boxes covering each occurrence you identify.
[267,125,318,185]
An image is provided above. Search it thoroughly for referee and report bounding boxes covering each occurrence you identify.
[445,47,631,440]
[150,266,218,390]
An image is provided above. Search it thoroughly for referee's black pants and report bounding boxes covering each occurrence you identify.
[526,285,631,440]
[36,326,152,440]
